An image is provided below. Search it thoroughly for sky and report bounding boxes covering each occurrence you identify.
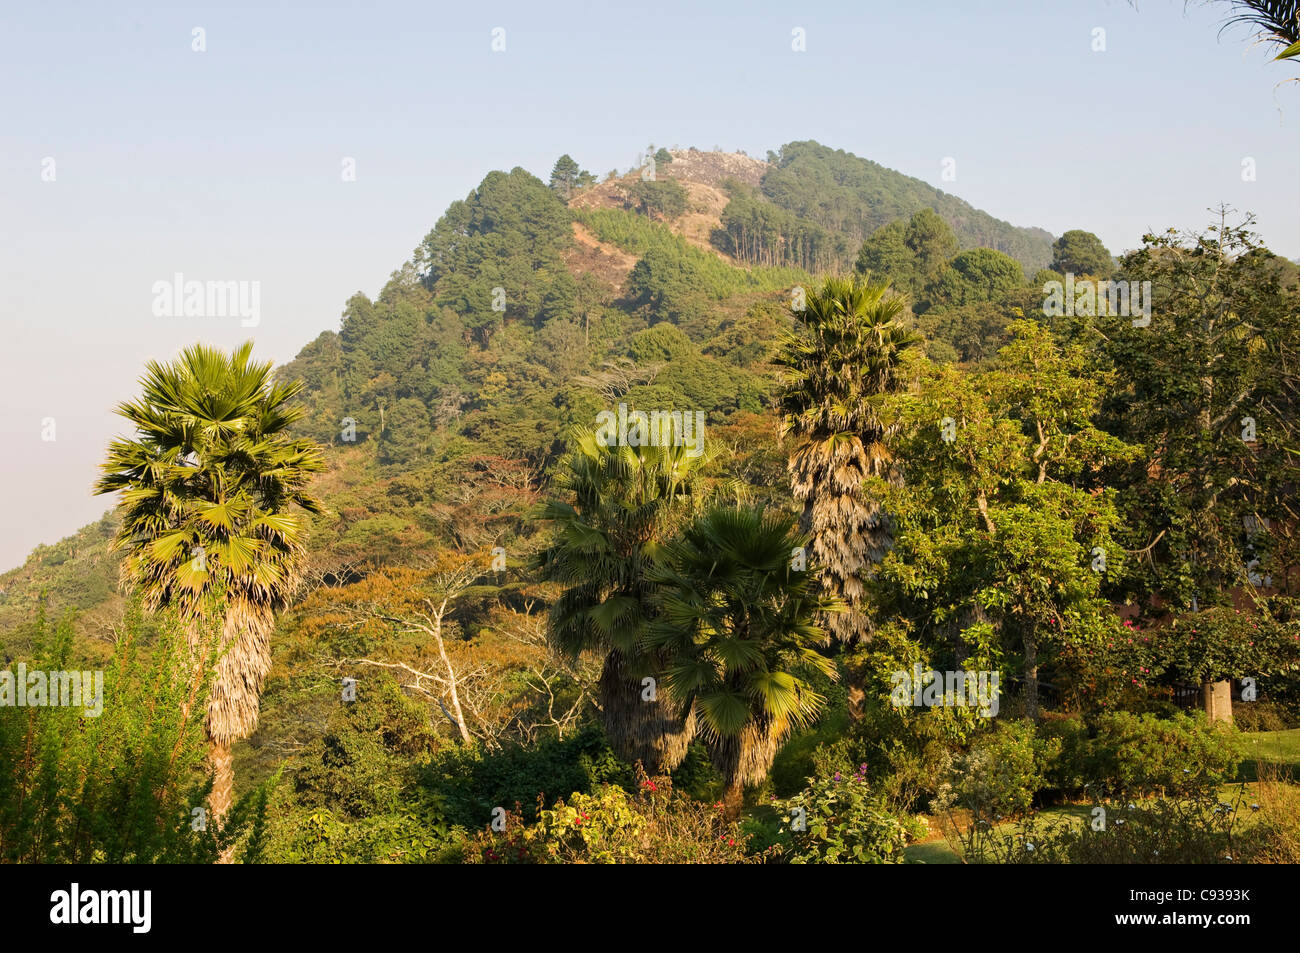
[1,0,1297,570]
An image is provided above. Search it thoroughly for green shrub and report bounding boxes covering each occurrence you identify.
[1233,699,1300,732]
[423,724,633,828]
[964,791,1248,865]
[932,720,1058,822]
[0,605,267,863]
[1039,712,1090,793]
[808,699,955,814]
[773,765,915,864]
[267,800,461,864]
[1088,711,1239,798]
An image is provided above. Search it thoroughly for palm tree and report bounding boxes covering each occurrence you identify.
[1212,1,1300,64]
[532,426,711,771]
[647,504,839,816]
[775,276,919,648]
[95,342,324,826]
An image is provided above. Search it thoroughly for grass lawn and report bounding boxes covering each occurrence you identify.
[1236,728,1300,777]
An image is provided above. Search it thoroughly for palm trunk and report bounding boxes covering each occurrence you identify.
[722,776,745,820]
[210,739,236,864]
[598,649,695,772]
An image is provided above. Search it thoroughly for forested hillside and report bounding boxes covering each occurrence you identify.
[719,141,1055,275]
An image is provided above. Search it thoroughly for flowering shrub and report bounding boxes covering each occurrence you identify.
[774,765,918,864]
[468,771,764,864]
[1057,609,1300,712]
[932,720,1059,822]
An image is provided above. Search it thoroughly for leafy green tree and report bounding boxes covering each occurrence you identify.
[718,181,846,271]
[761,140,1053,273]
[904,208,959,278]
[855,220,922,297]
[856,209,959,304]
[416,168,574,345]
[647,504,838,814]
[94,342,325,824]
[914,300,1013,366]
[626,179,688,222]
[378,397,433,468]
[775,276,921,653]
[1101,216,1300,718]
[925,248,1027,311]
[1051,229,1113,277]
[875,322,1137,717]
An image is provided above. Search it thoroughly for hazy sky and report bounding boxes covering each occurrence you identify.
[1,0,1297,570]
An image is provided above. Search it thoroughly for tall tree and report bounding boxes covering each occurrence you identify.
[904,207,959,278]
[549,154,582,198]
[876,322,1136,718]
[533,427,711,771]
[1051,229,1113,277]
[925,248,1026,311]
[647,504,838,815]
[94,342,325,828]
[775,276,920,657]
[855,220,923,297]
[1102,214,1300,719]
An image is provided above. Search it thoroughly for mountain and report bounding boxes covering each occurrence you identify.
[0,140,1060,657]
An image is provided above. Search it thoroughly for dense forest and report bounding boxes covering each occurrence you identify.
[4,137,1300,866]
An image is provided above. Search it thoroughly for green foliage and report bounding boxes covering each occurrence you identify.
[290,675,439,818]
[925,247,1027,311]
[625,178,688,222]
[422,724,633,828]
[774,765,915,863]
[913,300,1013,365]
[579,207,806,334]
[648,504,839,785]
[549,154,593,199]
[268,805,461,864]
[93,342,326,625]
[874,322,1138,708]
[1088,711,1240,798]
[1101,217,1300,612]
[417,168,574,345]
[469,773,762,864]
[1051,229,1113,277]
[966,791,1248,865]
[716,180,848,271]
[0,607,267,862]
[932,720,1059,822]
[857,208,961,299]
